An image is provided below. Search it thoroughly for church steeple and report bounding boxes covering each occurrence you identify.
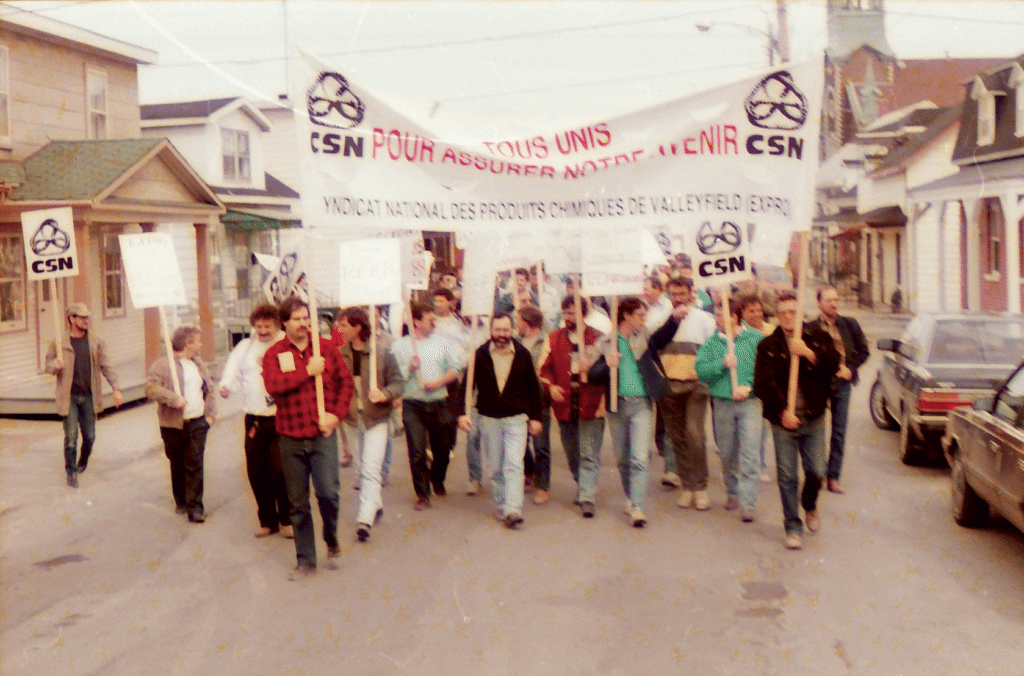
[826,0,895,63]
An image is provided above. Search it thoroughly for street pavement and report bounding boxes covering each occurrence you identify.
[2,309,1023,676]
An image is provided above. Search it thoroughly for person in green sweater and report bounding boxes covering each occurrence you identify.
[696,298,764,522]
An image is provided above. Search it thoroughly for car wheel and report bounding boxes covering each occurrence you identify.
[869,380,899,431]
[950,456,988,527]
[899,409,924,465]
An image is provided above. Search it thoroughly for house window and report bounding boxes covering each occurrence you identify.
[221,129,251,181]
[986,201,1002,277]
[86,69,107,140]
[0,233,26,331]
[101,233,125,316]
[0,46,10,147]
[977,93,995,146]
[1012,64,1024,137]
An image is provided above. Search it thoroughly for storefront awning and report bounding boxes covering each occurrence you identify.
[221,209,300,232]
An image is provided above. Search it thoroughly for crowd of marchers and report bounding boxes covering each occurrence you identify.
[45,264,868,580]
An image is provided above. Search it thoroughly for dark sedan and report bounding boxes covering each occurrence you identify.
[942,361,1024,534]
[869,314,1024,464]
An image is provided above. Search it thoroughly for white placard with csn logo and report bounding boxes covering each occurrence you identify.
[119,232,188,308]
[20,207,79,281]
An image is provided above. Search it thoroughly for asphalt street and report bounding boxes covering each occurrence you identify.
[2,310,1023,676]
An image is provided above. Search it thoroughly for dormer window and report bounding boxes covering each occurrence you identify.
[1009,63,1024,138]
[221,129,250,181]
[971,76,998,147]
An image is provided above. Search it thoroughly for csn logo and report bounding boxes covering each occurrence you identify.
[695,221,747,280]
[744,70,808,160]
[30,219,74,273]
[308,72,367,158]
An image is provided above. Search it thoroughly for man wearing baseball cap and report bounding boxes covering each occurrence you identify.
[45,302,122,488]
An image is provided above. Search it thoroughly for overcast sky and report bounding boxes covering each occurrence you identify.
[5,0,1024,133]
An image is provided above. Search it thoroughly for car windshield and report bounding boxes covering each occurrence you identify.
[928,319,1024,365]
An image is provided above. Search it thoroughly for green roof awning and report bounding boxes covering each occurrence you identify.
[221,209,300,232]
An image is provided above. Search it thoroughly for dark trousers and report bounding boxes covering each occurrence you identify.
[279,433,340,568]
[62,393,96,474]
[244,414,290,530]
[160,417,209,515]
[523,405,552,490]
[660,381,710,490]
[403,399,453,499]
[826,379,853,480]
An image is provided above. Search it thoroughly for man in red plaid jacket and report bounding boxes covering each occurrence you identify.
[263,296,354,580]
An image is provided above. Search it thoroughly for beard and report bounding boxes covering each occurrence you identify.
[492,335,512,347]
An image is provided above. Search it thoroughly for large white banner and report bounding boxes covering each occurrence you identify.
[292,50,822,268]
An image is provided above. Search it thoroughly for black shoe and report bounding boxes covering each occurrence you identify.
[66,472,78,488]
[503,513,524,529]
[356,524,371,542]
[76,457,88,473]
[580,501,595,518]
[374,508,384,523]
[175,506,188,515]
[188,512,206,523]
[432,483,447,497]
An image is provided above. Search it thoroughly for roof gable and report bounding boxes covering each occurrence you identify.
[7,139,223,210]
[141,97,272,132]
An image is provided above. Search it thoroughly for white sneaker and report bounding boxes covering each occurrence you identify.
[693,490,711,511]
[623,499,634,515]
[466,480,482,496]
[676,490,694,508]
[630,508,647,528]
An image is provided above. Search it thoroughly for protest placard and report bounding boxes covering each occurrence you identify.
[335,238,403,307]
[119,232,187,308]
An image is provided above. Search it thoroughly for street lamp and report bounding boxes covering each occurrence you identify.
[695,20,780,67]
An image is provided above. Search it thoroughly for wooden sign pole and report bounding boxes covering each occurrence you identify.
[720,286,739,393]
[464,316,479,414]
[49,279,62,354]
[610,295,619,413]
[158,306,181,396]
[368,304,378,391]
[786,231,810,416]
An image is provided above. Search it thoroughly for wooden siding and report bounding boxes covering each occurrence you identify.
[112,159,199,203]
[0,25,140,160]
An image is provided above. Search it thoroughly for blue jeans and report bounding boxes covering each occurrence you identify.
[465,409,483,483]
[654,404,677,475]
[559,417,605,503]
[280,433,341,568]
[826,379,853,481]
[344,419,390,526]
[607,396,653,511]
[772,414,826,535]
[63,393,96,474]
[478,414,528,517]
[712,397,763,510]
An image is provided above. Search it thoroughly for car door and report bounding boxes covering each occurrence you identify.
[984,366,1024,514]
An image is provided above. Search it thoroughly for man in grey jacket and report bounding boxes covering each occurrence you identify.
[45,302,122,488]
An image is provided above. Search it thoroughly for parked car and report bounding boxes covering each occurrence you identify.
[869,313,1024,465]
[941,360,1024,534]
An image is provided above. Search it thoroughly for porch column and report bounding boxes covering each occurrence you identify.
[195,219,215,362]
[906,203,918,313]
[1001,191,1024,313]
[140,223,161,369]
[963,198,981,311]
[72,220,92,305]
